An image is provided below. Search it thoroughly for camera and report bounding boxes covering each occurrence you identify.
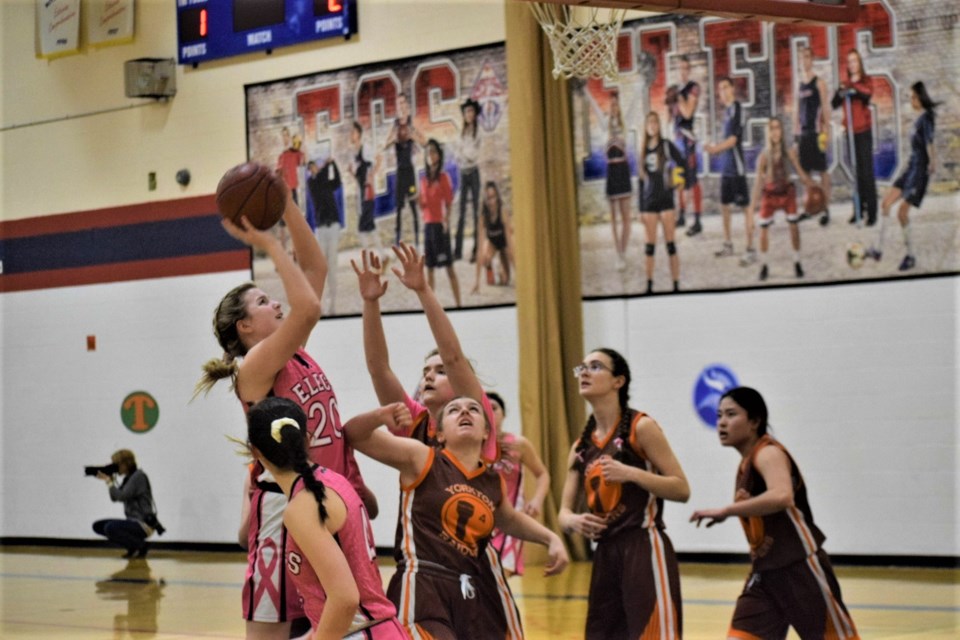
[84,463,119,477]
[143,513,166,536]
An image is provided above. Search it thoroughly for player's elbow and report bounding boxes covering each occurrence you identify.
[673,479,691,504]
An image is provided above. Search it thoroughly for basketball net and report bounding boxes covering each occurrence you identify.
[529,3,626,82]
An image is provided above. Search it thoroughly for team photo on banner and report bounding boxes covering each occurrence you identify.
[245,43,513,316]
[573,0,958,297]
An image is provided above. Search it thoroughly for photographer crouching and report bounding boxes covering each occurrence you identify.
[88,449,164,558]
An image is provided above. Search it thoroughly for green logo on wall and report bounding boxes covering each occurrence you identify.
[121,391,159,434]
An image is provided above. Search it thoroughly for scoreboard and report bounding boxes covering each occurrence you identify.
[176,0,359,65]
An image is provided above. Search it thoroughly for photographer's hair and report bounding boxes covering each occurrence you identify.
[248,397,328,522]
[111,449,137,472]
[572,348,633,470]
[194,282,256,397]
[720,386,770,437]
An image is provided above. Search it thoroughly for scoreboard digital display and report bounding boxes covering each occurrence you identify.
[176,0,358,65]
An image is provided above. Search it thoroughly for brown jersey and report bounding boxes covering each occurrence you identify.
[578,409,666,541]
[736,435,826,571]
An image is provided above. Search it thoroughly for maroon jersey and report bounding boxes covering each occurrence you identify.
[762,152,792,197]
[578,409,666,541]
[286,467,401,634]
[736,435,826,571]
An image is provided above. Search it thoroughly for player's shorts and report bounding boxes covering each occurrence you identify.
[585,527,682,639]
[424,222,453,268]
[486,230,508,252]
[387,553,523,640]
[639,181,675,214]
[729,549,859,639]
[893,165,929,208]
[606,159,633,198]
[396,166,417,203]
[759,184,799,226]
[358,199,376,232]
[798,131,828,172]
[721,176,750,206]
[242,483,304,622]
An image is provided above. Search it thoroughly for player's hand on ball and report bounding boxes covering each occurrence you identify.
[221,216,278,252]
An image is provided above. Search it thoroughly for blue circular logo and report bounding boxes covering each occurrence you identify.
[693,364,739,428]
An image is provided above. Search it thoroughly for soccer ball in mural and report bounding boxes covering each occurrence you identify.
[846,242,866,269]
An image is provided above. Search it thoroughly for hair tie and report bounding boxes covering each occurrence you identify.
[270,418,299,443]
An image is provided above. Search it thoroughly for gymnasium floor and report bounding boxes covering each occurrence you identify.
[1,546,956,638]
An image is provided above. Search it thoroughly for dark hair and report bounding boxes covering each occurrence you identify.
[571,348,633,470]
[486,391,506,416]
[717,75,733,88]
[911,81,939,114]
[424,138,444,183]
[720,386,769,437]
[461,98,480,139]
[482,181,502,219]
[352,120,363,135]
[845,49,866,80]
[248,397,328,522]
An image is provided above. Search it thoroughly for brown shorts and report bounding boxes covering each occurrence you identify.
[729,549,859,639]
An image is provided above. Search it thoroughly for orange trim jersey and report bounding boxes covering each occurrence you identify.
[388,448,523,639]
[736,435,826,571]
[579,410,665,539]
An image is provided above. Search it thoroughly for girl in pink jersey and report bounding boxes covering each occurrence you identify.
[559,348,690,640]
[196,185,374,640]
[246,397,408,640]
[690,387,859,639]
[487,392,551,576]
[345,395,568,640]
[350,243,500,464]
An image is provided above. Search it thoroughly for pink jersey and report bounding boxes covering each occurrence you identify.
[400,392,501,464]
[271,348,368,497]
[491,433,526,575]
[287,467,404,637]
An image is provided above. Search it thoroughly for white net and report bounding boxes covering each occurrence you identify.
[529,3,626,82]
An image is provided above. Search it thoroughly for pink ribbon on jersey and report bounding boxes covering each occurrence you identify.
[254,539,281,609]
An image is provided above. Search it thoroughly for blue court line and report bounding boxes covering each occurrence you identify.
[3,571,957,614]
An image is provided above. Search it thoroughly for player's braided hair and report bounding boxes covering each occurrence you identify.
[248,397,328,523]
[572,348,633,471]
[194,283,256,397]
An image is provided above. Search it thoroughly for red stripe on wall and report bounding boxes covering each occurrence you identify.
[0,195,219,240]
[0,250,250,293]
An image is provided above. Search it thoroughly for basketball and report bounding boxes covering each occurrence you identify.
[846,242,866,269]
[215,162,287,230]
[804,184,826,215]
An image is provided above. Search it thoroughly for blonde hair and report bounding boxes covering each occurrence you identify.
[194,283,255,397]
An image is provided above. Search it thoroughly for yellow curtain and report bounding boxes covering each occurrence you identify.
[506,1,588,562]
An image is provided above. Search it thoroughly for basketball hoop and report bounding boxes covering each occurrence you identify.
[528,3,626,82]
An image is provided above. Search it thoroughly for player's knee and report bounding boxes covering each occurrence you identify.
[645,243,656,256]
[666,241,677,255]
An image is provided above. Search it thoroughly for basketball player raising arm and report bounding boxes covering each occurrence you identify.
[351,244,500,463]
[197,186,375,640]
[344,395,568,639]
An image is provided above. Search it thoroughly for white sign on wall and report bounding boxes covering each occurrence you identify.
[86,0,135,47]
[36,0,81,59]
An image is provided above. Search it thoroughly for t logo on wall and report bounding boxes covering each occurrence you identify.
[121,391,159,434]
[692,365,739,428]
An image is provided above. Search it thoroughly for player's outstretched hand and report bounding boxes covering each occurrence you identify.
[351,250,389,302]
[689,507,728,528]
[391,242,427,292]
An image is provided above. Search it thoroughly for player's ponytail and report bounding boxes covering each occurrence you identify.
[195,283,256,396]
[248,397,328,523]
